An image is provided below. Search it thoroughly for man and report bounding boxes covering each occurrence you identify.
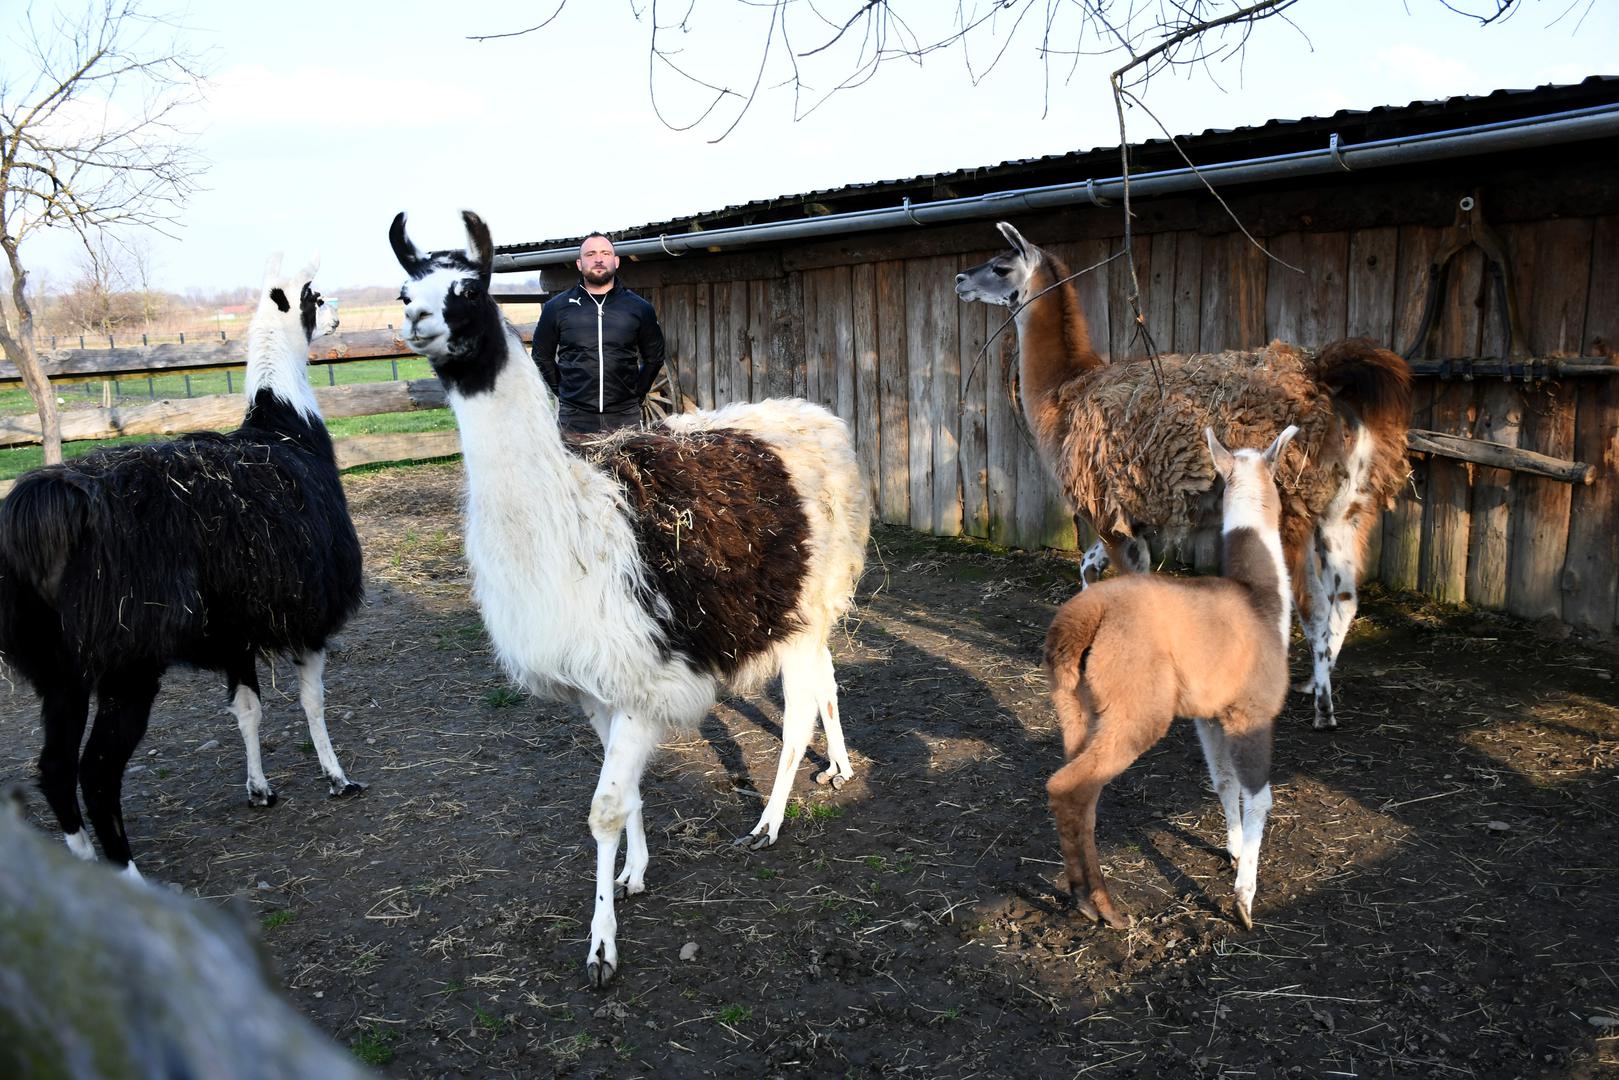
[531,232,668,434]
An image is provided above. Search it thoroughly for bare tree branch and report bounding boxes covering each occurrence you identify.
[1,0,209,464]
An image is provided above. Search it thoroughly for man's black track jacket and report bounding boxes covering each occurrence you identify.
[531,281,667,414]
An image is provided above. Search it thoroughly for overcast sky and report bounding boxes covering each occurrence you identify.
[5,0,1612,294]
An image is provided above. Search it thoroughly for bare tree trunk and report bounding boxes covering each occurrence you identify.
[0,239,63,466]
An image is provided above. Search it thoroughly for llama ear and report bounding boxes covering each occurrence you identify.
[262,252,284,287]
[1205,426,1235,479]
[462,210,494,279]
[997,221,1031,259]
[390,212,429,278]
[1263,424,1299,472]
[299,251,321,282]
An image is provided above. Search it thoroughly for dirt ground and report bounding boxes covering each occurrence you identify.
[3,461,1617,1079]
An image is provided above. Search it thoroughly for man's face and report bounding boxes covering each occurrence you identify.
[577,236,618,286]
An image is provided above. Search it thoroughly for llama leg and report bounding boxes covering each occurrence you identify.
[226,659,275,807]
[295,650,364,796]
[37,680,93,860]
[586,710,660,988]
[1315,514,1365,727]
[1228,726,1275,930]
[811,644,855,789]
[582,699,649,900]
[1194,718,1243,868]
[742,639,820,850]
[1298,532,1338,730]
[79,671,160,880]
[1045,716,1161,930]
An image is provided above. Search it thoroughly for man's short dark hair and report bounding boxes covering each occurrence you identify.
[580,232,614,253]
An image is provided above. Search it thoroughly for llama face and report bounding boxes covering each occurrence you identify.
[954,221,1038,308]
[391,211,507,395]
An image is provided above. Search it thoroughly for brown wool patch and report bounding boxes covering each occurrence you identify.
[574,429,809,678]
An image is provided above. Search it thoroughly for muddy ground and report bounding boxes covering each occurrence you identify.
[2,461,1616,1079]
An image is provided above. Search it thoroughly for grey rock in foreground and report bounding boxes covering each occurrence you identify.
[0,797,372,1080]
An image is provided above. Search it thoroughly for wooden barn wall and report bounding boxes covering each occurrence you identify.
[615,170,1618,634]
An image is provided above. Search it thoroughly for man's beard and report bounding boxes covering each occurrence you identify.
[582,267,614,286]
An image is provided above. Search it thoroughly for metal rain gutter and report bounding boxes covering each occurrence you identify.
[493,102,1619,272]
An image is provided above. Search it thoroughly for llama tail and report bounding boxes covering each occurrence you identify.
[1314,338,1413,434]
[0,467,97,602]
[1045,591,1108,755]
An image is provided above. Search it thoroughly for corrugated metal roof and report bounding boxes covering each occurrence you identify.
[497,76,1619,255]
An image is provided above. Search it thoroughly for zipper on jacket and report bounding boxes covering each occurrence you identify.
[590,291,606,412]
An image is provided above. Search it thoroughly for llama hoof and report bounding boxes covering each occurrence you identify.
[813,768,849,789]
[586,945,617,989]
[613,879,646,901]
[248,787,277,808]
[1235,900,1254,932]
[1290,679,1313,694]
[328,778,366,798]
[734,829,775,851]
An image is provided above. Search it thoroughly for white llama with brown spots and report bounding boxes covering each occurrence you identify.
[1044,425,1297,932]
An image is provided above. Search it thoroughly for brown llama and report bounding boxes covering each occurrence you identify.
[1045,425,1297,931]
[956,222,1412,730]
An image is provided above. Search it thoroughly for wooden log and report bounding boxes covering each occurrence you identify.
[851,264,882,512]
[875,260,910,524]
[334,432,462,470]
[903,258,937,532]
[0,379,449,448]
[1563,214,1619,631]
[1506,218,1592,621]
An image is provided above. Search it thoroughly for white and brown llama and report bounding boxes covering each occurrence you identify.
[390,211,869,987]
[956,222,1412,730]
[1045,424,1298,931]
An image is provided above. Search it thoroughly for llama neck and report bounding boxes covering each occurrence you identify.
[1013,253,1102,442]
[1219,486,1291,650]
[244,318,322,423]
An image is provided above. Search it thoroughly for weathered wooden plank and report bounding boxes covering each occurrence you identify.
[904,258,938,531]
[764,273,801,401]
[334,431,462,471]
[957,264,989,538]
[827,265,857,427]
[875,260,910,524]
[660,284,695,408]
[1264,232,1309,344]
[1143,232,1177,359]
[1420,248,1482,603]
[1345,227,1400,345]
[1108,236,1154,362]
[1171,231,1203,357]
[930,255,963,537]
[747,280,769,400]
[1461,233,1520,609]
[1564,215,1619,631]
[985,313,1020,547]
[692,283,714,410]
[1380,225,1442,591]
[711,283,737,407]
[802,268,826,409]
[1200,232,1268,352]
[851,263,882,512]
[1073,237,1114,366]
[1506,218,1592,620]
[0,379,449,448]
